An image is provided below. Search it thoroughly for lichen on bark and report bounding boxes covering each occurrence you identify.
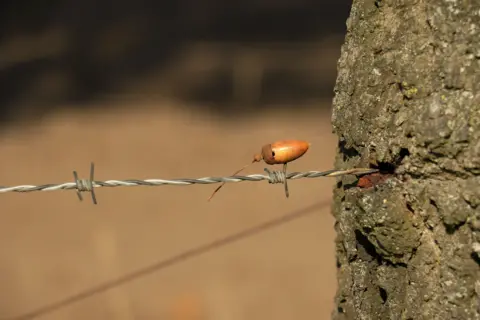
[331,0,480,319]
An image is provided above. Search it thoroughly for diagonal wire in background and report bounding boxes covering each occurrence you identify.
[5,201,329,320]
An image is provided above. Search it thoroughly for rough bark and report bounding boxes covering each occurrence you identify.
[331,0,480,319]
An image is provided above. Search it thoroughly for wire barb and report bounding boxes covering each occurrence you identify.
[73,162,97,204]
[264,163,290,198]
[264,168,286,184]
[0,164,379,203]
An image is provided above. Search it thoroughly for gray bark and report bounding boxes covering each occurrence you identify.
[331,0,480,319]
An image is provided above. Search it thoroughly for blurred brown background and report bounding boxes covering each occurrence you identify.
[0,1,349,319]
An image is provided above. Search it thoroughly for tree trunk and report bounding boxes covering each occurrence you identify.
[331,0,480,319]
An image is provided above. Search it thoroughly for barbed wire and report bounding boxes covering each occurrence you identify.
[0,162,378,204]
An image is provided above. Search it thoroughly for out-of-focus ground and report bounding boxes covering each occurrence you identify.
[0,104,337,320]
[0,1,349,319]
[0,0,351,123]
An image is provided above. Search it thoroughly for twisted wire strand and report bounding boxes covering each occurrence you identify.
[0,167,378,193]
